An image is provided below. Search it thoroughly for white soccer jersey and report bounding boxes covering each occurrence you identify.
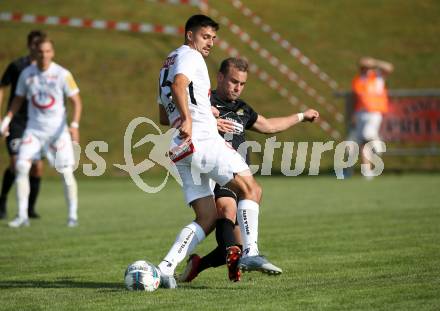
[158,45,217,139]
[15,62,79,134]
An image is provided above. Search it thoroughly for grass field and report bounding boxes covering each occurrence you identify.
[0,175,439,310]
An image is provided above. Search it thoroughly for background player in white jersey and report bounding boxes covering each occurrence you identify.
[0,37,82,228]
[156,15,280,288]
[0,30,46,220]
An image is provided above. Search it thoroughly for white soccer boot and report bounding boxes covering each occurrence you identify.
[67,218,78,227]
[159,274,177,289]
[238,255,282,275]
[8,217,30,228]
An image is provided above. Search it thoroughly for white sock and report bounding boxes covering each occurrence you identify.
[15,160,31,219]
[237,199,260,257]
[61,168,78,220]
[158,221,205,276]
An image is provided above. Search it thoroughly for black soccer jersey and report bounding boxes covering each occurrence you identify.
[0,56,32,126]
[210,90,258,161]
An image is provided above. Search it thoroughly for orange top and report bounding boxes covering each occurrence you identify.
[352,71,389,113]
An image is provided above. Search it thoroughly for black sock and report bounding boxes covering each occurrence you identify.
[197,219,237,273]
[215,218,236,252]
[198,246,225,273]
[28,176,41,214]
[0,168,15,205]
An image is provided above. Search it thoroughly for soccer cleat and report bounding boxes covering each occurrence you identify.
[8,217,30,228]
[67,218,78,227]
[159,274,177,289]
[226,246,242,282]
[238,255,282,275]
[178,254,201,283]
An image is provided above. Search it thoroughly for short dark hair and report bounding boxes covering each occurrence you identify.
[185,14,219,35]
[219,58,249,75]
[35,36,54,49]
[27,30,46,46]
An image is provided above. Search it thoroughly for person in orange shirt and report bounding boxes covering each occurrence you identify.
[351,57,393,178]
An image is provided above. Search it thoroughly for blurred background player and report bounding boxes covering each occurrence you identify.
[0,37,82,228]
[156,15,280,288]
[0,30,46,220]
[350,57,393,179]
[179,57,319,282]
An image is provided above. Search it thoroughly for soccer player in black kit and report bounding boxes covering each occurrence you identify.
[179,57,320,282]
[0,30,46,219]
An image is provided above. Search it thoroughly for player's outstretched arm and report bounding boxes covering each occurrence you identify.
[171,74,192,141]
[68,93,82,143]
[251,109,319,134]
[0,95,24,136]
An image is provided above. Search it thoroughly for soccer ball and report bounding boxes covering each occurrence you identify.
[124,260,161,291]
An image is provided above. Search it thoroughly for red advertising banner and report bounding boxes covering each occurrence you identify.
[381,97,440,142]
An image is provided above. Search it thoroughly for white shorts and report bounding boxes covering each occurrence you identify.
[17,127,75,170]
[172,135,249,205]
[354,111,383,143]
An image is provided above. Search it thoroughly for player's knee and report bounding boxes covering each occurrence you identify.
[9,156,17,173]
[200,208,217,226]
[240,179,262,202]
[195,213,216,234]
[216,198,237,220]
[220,205,237,221]
[253,183,263,202]
[30,161,44,177]
[15,159,31,177]
[192,196,218,234]
[59,166,76,186]
[249,182,262,202]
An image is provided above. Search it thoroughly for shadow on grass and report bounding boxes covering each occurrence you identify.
[0,277,123,290]
[0,279,250,291]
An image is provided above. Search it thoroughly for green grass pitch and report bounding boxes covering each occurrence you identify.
[0,175,439,310]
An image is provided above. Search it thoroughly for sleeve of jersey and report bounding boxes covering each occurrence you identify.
[0,63,14,87]
[245,105,259,129]
[173,50,199,83]
[14,71,27,97]
[63,71,80,97]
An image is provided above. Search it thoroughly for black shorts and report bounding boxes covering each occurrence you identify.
[214,184,237,201]
[5,122,26,156]
[214,184,239,225]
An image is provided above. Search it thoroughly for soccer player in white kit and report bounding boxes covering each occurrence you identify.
[156,15,280,288]
[0,37,82,228]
